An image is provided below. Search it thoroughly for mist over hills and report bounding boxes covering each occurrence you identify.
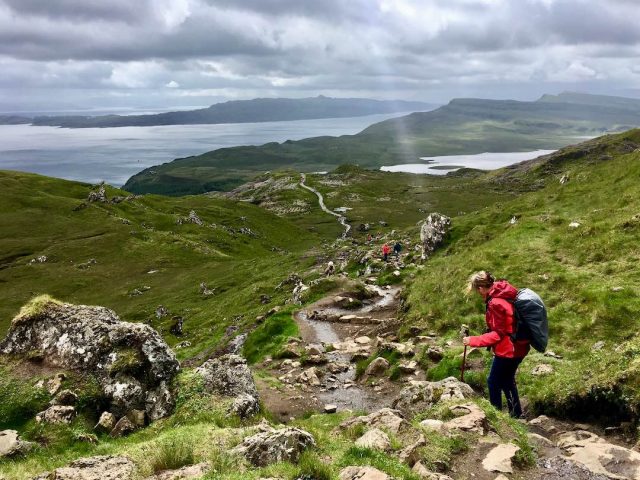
[124,92,640,196]
[0,96,434,128]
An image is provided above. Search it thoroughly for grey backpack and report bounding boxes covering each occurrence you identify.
[512,288,548,352]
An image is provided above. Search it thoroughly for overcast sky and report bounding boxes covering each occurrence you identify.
[2,0,639,112]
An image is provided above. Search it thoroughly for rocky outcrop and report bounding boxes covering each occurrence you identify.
[392,377,474,418]
[33,455,136,480]
[340,408,409,435]
[0,430,35,458]
[420,213,451,260]
[194,354,260,418]
[232,427,316,466]
[0,299,179,421]
[36,405,76,424]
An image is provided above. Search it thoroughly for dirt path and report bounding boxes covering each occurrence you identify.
[299,173,351,238]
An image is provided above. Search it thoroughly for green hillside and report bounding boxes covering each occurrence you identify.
[124,92,640,196]
[0,171,322,359]
[404,129,640,420]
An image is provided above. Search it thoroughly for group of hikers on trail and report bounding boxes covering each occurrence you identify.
[382,241,402,261]
[463,271,548,418]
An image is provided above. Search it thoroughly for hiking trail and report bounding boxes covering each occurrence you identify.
[299,173,351,238]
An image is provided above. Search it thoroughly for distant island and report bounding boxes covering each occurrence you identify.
[0,96,434,128]
[123,92,640,196]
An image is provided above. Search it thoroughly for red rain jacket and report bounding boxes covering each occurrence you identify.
[467,280,530,358]
[382,244,391,255]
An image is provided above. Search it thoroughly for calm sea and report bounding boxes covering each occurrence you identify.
[0,112,413,186]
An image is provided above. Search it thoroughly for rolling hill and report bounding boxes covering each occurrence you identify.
[123,92,640,196]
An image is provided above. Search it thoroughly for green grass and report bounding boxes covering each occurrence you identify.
[147,436,196,474]
[405,129,640,421]
[243,309,299,364]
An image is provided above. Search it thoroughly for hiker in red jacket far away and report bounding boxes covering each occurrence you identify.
[462,271,530,418]
[382,243,391,262]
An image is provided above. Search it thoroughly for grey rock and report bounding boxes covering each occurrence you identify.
[340,408,408,435]
[34,455,136,480]
[232,427,315,466]
[0,430,35,458]
[36,406,76,424]
[0,300,179,421]
[229,393,260,419]
[392,377,474,418]
[354,428,391,451]
[50,389,78,406]
[365,357,390,376]
[95,412,117,433]
[420,213,451,260]
[110,417,136,438]
[126,409,146,428]
[340,466,390,480]
[144,462,210,480]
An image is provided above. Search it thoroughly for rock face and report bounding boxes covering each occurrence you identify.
[195,354,260,418]
[34,455,136,480]
[0,299,179,421]
[392,377,474,417]
[420,213,451,260]
[0,430,34,458]
[232,427,316,466]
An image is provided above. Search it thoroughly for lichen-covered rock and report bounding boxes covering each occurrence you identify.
[0,430,35,458]
[50,389,78,406]
[33,455,136,480]
[420,213,451,260]
[392,377,474,418]
[110,417,136,438]
[0,299,179,421]
[354,428,391,451]
[232,427,315,466]
[195,354,260,418]
[340,408,408,435]
[36,406,76,424]
[94,412,116,433]
[365,357,390,376]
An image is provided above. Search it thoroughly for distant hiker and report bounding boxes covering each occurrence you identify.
[462,271,530,418]
[393,241,402,259]
[324,261,335,276]
[382,243,391,262]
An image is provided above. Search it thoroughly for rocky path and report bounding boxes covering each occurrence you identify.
[299,173,351,238]
[256,283,407,420]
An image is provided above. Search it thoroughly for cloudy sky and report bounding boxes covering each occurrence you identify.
[2,0,639,112]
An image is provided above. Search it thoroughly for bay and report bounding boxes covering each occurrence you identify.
[0,112,412,186]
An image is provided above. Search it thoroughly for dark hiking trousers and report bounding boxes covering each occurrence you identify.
[488,356,523,418]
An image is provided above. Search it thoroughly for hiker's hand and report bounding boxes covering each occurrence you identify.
[462,337,470,346]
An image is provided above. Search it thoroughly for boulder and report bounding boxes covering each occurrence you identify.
[95,412,117,432]
[426,346,444,362]
[144,462,210,480]
[36,406,76,424]
[444,403,488,435]
[324,404,338,414]
[0,430,35,458]
[340,408,408,435]
[33,455,136,480]
[305,344,325,356]
[296,367,321,386]
[398,434,426,466]
[398,361,418,374]
[419,419,445,433]
[354,428,391,451]
[0,299,179,421]
[110,417,136,438]
[194,354,260,417]
[232,427,315,467]
[365,357,390,376]
[46,373,66,396]
[482,443,520,473]
[420,213,451,260]
[230,393,261,418]
[126,409,146,428]
[51,389,78,406]
[339,466,390,480]
[392,377,474,418]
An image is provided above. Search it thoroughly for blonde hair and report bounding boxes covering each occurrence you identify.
[467,271,495,293]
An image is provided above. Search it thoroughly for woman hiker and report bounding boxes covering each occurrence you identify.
[462,271,529,418]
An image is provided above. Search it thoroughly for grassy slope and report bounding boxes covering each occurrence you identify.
[123,93,640,196]
[0,170,321,359]
[404,129,640,420]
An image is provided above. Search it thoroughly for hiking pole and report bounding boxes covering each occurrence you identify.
[460,325,470,382]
